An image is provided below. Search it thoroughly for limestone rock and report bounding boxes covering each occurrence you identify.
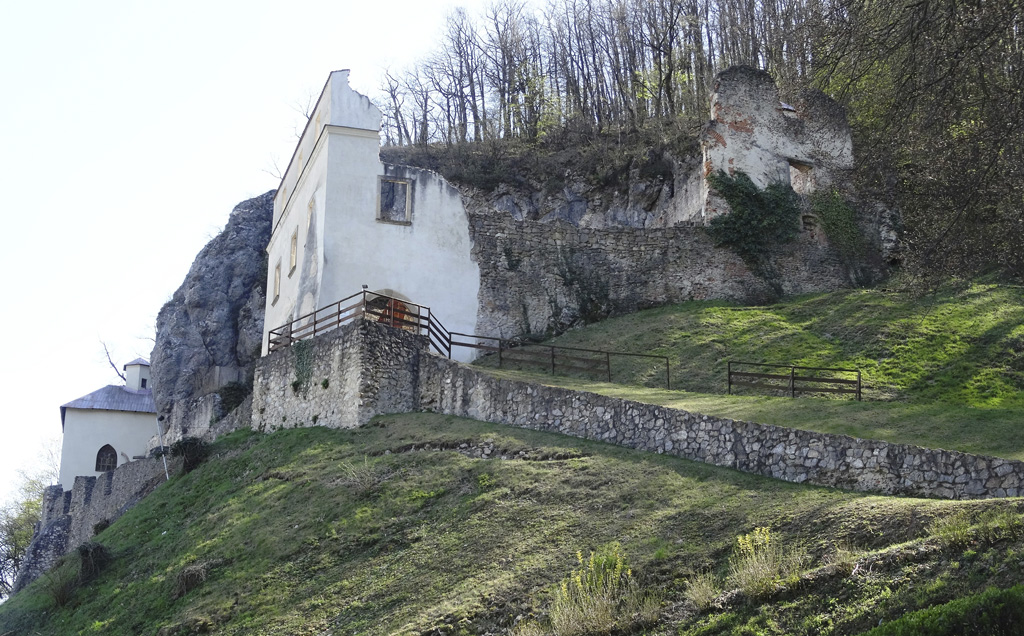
[150,191,275,418]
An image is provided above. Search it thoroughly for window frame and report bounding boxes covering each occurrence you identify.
[376,176,414,225]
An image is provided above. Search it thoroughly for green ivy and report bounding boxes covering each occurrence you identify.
[812,190,866,260]
[291,340,313,394]
[705,170,801,268]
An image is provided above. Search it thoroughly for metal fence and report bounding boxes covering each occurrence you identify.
[727,361,862,400]
[267,291,670,388]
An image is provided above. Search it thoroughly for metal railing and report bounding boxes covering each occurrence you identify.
[728,361,862,400]
[267,291,670,388]
[267,290,452,357]
[450,333,671,389]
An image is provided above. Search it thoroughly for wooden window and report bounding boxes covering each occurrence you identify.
[377,177,413,224]
[95,445,117,472]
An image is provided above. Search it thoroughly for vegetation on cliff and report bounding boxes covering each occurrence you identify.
[2,416,1024,636]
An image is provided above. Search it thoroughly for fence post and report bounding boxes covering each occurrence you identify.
[606,352,612,382]
[550,346,555,375]
[857,371,862,401]
[728,361,732,395]
[665,357,671,390]
[790,366,796,398]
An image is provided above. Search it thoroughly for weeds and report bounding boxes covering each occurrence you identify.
[685,570,720,611]
[728,527,805,599]
[39,559,79,608]
[518,544,660,636]
[336,456,392,496]
[931,511,974,548]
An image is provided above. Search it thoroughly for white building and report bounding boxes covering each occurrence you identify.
[262,70,481,361]
[57,359,157,489]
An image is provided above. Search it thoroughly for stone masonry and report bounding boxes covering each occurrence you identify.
[250,320,1024,500]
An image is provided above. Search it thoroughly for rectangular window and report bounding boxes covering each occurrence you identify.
[289,229,298,275]
[377,177,413,224]
[273,262,281,305]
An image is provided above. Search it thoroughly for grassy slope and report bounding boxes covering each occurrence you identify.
[478,284,1024,460]
[2,415,1024,636]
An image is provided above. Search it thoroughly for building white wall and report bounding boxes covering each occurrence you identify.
[58,409,157,489]
[124,364,151,391]
[263,70,482,362]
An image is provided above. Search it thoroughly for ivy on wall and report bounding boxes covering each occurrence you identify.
[812,190,866,261]
[705,170,801,280]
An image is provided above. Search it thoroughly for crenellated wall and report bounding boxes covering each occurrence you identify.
[14,456,177,592]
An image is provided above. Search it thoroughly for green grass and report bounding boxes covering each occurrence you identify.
[3,416,1024,636]
[475,284,1024,460]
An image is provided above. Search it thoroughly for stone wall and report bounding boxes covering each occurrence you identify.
[251,320,426,433]
[468,211,850,337]
[248,321,1024,501]
[14,456,177,592]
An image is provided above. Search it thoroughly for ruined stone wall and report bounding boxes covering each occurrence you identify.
[14,456,177,592]
[468,211,850,337]
[250,320,426,433]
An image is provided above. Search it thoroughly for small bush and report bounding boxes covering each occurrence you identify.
[217,380,251,417]
[336,457,391,496]
[39,559,79,608]
[862,584,1024,636]
[685,570,720,611]
[727,527,805,599]
[546,544,659,635]
[931,510,974,548]
[170,437,209,473]
[173,562,210,600]
[76,542,113,583]
[976,509,1023,544]
[92,519,110,536]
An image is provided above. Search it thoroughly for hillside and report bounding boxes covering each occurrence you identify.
[2,415,1023,635]
[479,283,1024,460]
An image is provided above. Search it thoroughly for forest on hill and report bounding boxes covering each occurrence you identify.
[375,0,1024,284]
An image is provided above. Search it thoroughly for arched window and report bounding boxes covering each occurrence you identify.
[95,445,117,472]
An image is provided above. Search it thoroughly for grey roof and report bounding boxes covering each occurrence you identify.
[60,385,156,427]
[123,357,150,368]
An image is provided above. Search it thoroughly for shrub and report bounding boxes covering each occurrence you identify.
[930,510,974,548]
[862,584,1024,636]
[336,457,391,496]
[685,570,720,611]
[546,544,659,636]
[173,561,210,600]
[170,437,209,473]
[39,559,79,608]
[92,519,110,536]
[975,509,1023,544]
[76,542,113,583]
[216,380,251,418]
[727,527,805,599]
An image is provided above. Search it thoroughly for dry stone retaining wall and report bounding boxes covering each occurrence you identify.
[250,322,1024,500]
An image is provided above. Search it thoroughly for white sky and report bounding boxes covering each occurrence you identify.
[0,0,474,503]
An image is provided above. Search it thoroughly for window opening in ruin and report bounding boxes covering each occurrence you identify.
[95,445,117,472]
[377,177,413,224]
[289,229,298,275]
[788,160,814,195]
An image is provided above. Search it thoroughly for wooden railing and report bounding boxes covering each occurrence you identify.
[267,291,670,388]
[727,361,862,400]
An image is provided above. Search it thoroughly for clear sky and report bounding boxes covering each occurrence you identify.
[0,0,473,502]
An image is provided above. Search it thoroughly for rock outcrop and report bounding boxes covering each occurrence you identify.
[150,191,274,442]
